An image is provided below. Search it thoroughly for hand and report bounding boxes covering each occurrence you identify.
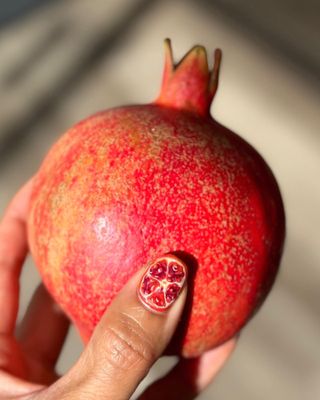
[0,179,236,399]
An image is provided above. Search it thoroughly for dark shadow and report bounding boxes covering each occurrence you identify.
[0,0,58,29]
[2,20,70,89]
[0,0,158,166]
[139,356,201,399]
[164,250,199,357]
[189,0,320,87]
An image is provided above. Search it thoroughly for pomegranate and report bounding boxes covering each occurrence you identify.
[28,40,285,357]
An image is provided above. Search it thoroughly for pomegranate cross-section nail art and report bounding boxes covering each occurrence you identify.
[138,255,187,313]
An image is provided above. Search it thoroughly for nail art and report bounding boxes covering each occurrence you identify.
[138,254,187,313]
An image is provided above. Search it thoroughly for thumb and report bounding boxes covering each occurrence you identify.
[53,254,187,400]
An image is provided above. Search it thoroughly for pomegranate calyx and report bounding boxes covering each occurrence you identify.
[155,38,222,117]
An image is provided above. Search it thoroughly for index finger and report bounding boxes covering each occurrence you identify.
[0,179,33,335]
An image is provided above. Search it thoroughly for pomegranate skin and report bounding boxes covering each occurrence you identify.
[28,41,285,357]
[28,104,284,357]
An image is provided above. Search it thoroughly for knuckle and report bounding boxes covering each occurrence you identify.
[106,326,154,370]
[95,316,156,372]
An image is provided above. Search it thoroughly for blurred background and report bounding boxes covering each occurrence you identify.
[0,0,319,399]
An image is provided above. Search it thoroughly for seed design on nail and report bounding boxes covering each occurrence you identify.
[138,255,187,313]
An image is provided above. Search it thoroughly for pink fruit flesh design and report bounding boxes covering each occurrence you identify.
[28,39,285,357]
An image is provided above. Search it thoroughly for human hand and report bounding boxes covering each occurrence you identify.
[0,179,236,399]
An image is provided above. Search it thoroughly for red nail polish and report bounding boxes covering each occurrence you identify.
[138,254,187,313]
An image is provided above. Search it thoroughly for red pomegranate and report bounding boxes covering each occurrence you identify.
[28,40,285,357]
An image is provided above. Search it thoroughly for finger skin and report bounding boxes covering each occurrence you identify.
[139,338,237,400]
[0,179,33,335]
[0,335,27,380]
[17,284,70,382]
[0,371,43,399]
[50,259,188,400]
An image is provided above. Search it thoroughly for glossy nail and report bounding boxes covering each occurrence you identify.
[138,254,187,313]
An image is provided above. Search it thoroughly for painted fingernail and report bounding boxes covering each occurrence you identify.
[137,254,187,313]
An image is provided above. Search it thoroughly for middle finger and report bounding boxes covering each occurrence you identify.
[17,285,70,384]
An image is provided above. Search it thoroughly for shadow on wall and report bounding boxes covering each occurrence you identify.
[191,0,320,86]
[0,0,58,28]
[0,0,157,165]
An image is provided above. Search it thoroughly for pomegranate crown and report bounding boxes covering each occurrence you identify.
[155,39,222,117]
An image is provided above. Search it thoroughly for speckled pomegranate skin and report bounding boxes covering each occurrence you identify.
[27,42,285,357]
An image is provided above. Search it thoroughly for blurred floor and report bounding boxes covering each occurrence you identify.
[0,1,319,399]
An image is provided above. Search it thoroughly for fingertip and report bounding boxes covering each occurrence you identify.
[137,254,188,315]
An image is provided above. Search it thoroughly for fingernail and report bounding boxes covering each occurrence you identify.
[137,254,187,314]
